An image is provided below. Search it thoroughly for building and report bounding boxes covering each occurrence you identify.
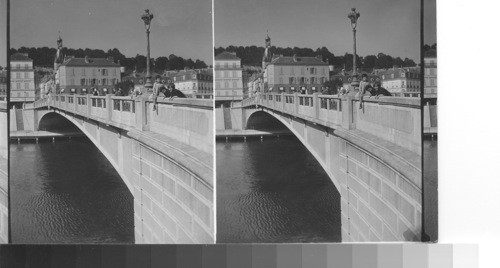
[264,54,329,94]
[165,68,213,96]
[214,51,243,106]
[379,67,421,97]
[56,56,121,95]
[424,50,437,96]
[0,71,6,101]
[10,53,36,106]
[54,36,121,95]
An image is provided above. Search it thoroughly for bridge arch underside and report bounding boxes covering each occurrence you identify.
[36,110,214,244]
[245,108,422,242]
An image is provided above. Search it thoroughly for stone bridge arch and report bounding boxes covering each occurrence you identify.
[238,99,422,242]
[13,95,215,244]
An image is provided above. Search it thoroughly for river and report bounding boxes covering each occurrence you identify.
[217,136,341,243]
[10,138,134,244]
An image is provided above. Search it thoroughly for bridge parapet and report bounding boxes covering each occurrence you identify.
[39,94,213,155]
[254,93,421,155]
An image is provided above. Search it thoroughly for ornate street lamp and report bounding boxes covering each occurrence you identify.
[141,9,154,90]
[348,8,360,90]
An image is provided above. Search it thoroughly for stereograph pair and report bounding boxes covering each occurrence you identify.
[0,0,437,245]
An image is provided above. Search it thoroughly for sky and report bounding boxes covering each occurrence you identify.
[10,0,213,64]
[0,0,6,67]
[215,0,421,62]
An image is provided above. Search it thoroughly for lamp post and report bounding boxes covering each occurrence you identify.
[348,8,360,90]
[141,9,154,90]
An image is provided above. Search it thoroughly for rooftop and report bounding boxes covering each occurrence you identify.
[61,57,120,67]
[215,51,240,61]
[269,55,328,66]
[11,53,32,62]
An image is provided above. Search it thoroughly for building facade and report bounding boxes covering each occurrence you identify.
[0,71,6,101]
[57,56,121,95]
[10,53,36,105]
[424,56,437,96]
[379,67,421,97]
[264,54,329,94]
[214,51,243,105]
[165,68,213,96]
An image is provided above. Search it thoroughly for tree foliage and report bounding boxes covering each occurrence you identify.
[214,46,417,71]
[10,47,208,72]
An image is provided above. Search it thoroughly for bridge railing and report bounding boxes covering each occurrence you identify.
[44,94,213,154]
[255,92,421,154]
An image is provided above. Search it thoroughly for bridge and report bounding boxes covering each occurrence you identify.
[11,94,214,244]
[0,102,7,244]
[217,92,422,242]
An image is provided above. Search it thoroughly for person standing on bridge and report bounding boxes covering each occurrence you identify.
[152,75,165,111]
[358,73,371,109]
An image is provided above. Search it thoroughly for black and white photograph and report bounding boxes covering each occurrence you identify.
[0,0,8,245]
[8,0,214,244]
[215,0,428,242]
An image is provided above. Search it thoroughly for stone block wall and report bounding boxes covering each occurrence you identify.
[339,141,422,241]
[132,142,214,243]
[0,105,7,244]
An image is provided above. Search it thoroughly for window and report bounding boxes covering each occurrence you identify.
[232,62,237,68]
[300,77,305,84]
[224,81,229,88]
[25,82,29,89]
[101,69,108,76]
[280,67,284,75]
[71,68,75,76]
[102,78,107,85]
[25,72,30,78]
[310,68,316,75]
[81,79,86,86]
[289,77,294,84]
[430,79,435,86]
[16,72,21,79]
[224,63,228,68]
[112,69,116,76]
[310,77,316,84]
[91,79,97,85]
[16,83,21,89]
[25,64,29,69]
[290,67,295,75]
[82,68,86,76]
[233,81,237,88]
[224,71,228,78]
[16,64,20,69]
[215,81,220,88]
[92,69,96,76]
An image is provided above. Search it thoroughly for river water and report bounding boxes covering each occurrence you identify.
[10,138,134,244]
[217,136,341,243]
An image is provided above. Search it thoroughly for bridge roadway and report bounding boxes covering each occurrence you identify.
[223,92,422,242]
[12,94,214,244]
